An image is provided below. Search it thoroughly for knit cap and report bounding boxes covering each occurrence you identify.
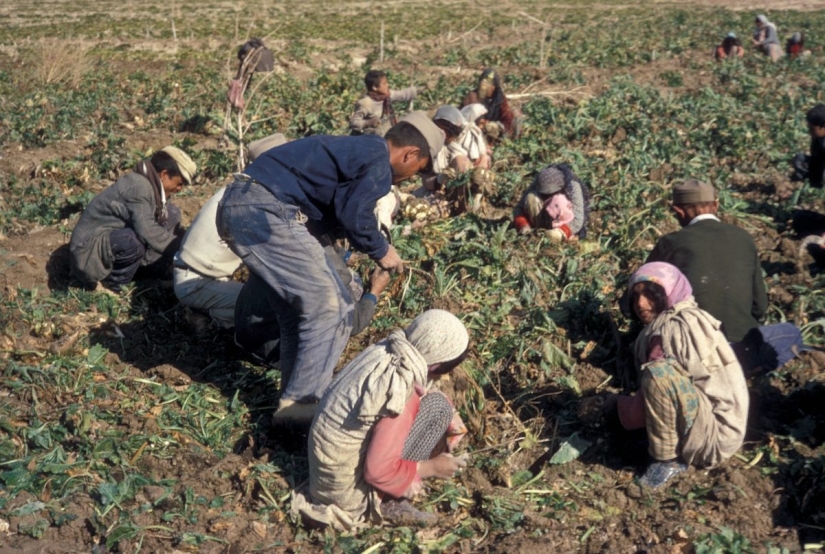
[535,166,567,196]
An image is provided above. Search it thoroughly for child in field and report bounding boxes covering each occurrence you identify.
[513,164,590,242]
[786,32,810,59]
[349,70,423,136]
[714,33,744,61]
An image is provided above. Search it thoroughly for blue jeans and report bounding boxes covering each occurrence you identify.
[217,177,354,403]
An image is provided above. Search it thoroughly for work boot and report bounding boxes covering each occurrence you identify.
[639,459,688,489]
[271,399,317,427]
[381,499,438,527]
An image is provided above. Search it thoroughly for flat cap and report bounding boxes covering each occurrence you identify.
[247,133,287,161]
[398,111,445,162]
[672,178,718,205]
[161,146,197,185]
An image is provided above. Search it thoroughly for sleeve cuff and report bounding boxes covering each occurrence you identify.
[363,292,378,304]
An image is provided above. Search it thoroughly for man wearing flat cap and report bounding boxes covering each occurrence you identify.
[70,146,196,292]
[646,179,768,344]
[217,112,445,424]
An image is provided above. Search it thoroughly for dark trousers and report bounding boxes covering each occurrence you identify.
[103,205,181,287]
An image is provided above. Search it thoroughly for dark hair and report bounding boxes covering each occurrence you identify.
[385,121,430,168]
[150,151,183,179]
[429,348,469,376]
[477,67,506,123]
[365,69,387,90]
[238,38,265,61]
[807,104,825,127]
[629,281,669,320]
[722,36,742,49]
[434,118,462,141]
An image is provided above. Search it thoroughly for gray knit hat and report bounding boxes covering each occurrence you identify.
[535,166,566,196]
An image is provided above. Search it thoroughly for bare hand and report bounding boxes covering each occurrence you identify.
[369,267,392,296]
[518,225,532,236]
[376,244,404,274]
[418,453,467,480]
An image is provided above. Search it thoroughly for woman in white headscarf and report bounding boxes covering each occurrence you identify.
[292,310,470,530]
[459,103,492,170]
[752,14,781,62]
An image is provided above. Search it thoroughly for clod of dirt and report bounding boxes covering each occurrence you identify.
[624,483,643,499]
[148,364,192,385]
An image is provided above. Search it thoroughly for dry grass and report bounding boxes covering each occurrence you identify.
[28,39,93,88]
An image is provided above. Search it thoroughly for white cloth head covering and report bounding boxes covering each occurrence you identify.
[756,14,768,25]
[461,103,488,124]
[405,309,469,366]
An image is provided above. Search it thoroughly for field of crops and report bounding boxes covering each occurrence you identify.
[1,0,825,552]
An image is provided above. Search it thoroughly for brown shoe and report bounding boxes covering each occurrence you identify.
[380,499,438,527]
[271,399,317,427]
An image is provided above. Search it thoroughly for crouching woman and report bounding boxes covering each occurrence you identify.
[616,262,749,488]
[513,164,590,241]
[292,310,470,530]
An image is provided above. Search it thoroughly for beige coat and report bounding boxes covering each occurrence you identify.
[634,299,749,468]
[349,86,419,133]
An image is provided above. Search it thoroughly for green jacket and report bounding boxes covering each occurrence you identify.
[70,172,176,284]
[646,218,768,342]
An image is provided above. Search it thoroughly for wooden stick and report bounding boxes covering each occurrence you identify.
[508,88,592,100]
[380,21,385,63]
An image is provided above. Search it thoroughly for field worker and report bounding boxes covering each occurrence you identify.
[644,180,801,372]
[714,32,744,61]
[792,104,825,189]
[752,15,781,62]
[512,164,591,242]
[227,38,275,110]
[234,244,393,369]
[173,134,287,329]
[217,112,444,425]
[607,263,749,488]
[459,103,492,170]
[70,146,196,292]
[349,69,424,136]
[786,32,810,59]
[292,310,470,529]
[461,68,521,141]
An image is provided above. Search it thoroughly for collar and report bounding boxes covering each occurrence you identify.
[160,182,167,206]
[688,214,719,225]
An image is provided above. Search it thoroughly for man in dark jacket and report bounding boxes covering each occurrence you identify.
[646,179,768,344]
[217,112,444,424]
[70,147,196,291]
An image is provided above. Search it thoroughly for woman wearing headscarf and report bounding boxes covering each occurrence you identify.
[461,68,521,140]
[292,310,471,530]
[752,14,781,62]
[609,263,749,488]
[459,103,492,170]
[786,32,808,60]
[512,164,591,241]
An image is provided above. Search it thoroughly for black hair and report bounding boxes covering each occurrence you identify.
[477,67,506,124]
[806,104,825,128]
[238,38,265,61]
[722,36,742,49]
[629,281,669,320]
[149,150,183,180]
[429,347,470,376]
[385,121,431,168]
[365,69,387,90]
[434,118,462,141]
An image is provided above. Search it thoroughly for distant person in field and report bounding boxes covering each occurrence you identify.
[217,112,444,425]
[461,68,521,141]
[172,134,286,330]
[227,37,275,110]
[349,70,424,136]
[292,310,470,529]
[70,147,196,293]
[791,104,825,190]
[714,32,744,61]
[512,164,591,242]
[644,179,802,373]
[459,103,492,170]
[609,262,749,488]
[786,32,810,59]
[752,14,781,62]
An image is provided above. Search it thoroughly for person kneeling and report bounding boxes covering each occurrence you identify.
[292,310,470,530]
[610,263,749,488]
[513,164,591,242]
